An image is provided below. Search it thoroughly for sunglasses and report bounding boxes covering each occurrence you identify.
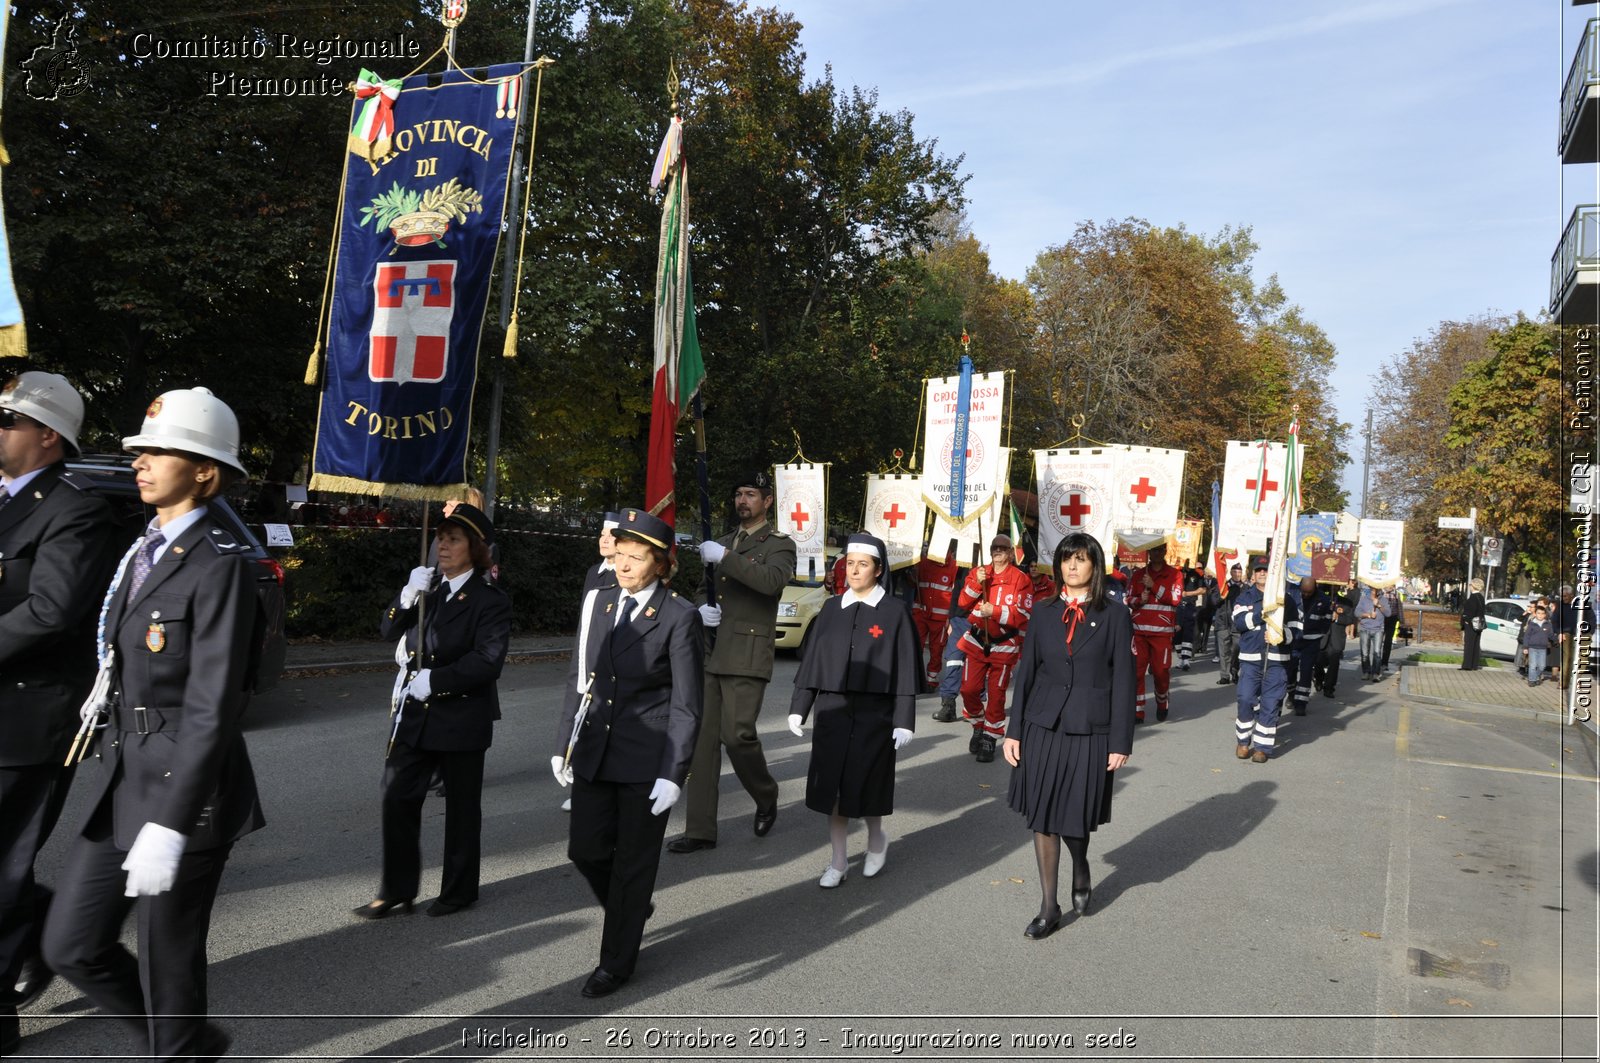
[0,409,38,430]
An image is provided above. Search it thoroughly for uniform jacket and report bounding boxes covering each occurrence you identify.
[911,556,960,620]
[381,571,512,752]
[0,463,118,767]
[89,513,264,852]
[956,563,1033,648]
[791,591,919,730]
[705,521,795,679]
[559,582,704,785]
[1298,587,1335,641]
[581,560,618,597]
[1233,584,1298,664]
[1006,595,1136,754]
[1127,562,1184,638]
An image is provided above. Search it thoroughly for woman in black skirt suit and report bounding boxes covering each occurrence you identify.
[789,533,918,887]
[1002,531,1135,940]
[1459,577,1486,671]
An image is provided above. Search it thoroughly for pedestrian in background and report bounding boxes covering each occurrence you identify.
[1356,584,1384,681]
[1003,532,1134,940]
[1459,578,1486,671]
[1520,604,1553,688]
[788,533,917,888]
[0,373,117,1057]
[43,388,262,1062]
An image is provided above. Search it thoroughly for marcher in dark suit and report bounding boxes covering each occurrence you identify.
[356,503,511,920]
[1002,532,1135,941]
[0,373,117,1056]
[788,533,917,888]
[553,509,702,998]
[1460,578,1486,671]
[42,388,262,1062]
[581,511,621,596]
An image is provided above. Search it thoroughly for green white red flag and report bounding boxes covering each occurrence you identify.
[644,116,706,526]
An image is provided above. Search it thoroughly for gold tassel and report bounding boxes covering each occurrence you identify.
[0,322,27,359]
[303,340,321,385]
[502,319,518,358]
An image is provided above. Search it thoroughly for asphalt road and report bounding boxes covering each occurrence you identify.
[15,648,1599,1062]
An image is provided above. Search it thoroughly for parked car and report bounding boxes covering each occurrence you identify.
[68,455,288,692]
[1479,597,1528,660]
[774,550,838,651]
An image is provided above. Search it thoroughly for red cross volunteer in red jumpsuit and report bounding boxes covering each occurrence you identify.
[1126,542,1184,723]
[912,547,959,687]
[956,534,1033,762]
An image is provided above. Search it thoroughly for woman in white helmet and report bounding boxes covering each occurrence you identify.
[43,387,262,1062]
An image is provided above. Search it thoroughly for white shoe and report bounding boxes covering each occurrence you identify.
[818,864,847,888]
[864,842,888,878]
[560,798,572,812]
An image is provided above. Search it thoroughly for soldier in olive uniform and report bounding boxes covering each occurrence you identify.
[668,471,796,852]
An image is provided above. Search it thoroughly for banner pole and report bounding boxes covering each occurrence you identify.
[482,0,540,516]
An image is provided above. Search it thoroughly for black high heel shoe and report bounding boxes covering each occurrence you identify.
[1023,907,1062,940]
[353,898,414,920]
[1071,887,1092,915]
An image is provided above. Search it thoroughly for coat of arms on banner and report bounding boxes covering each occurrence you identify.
[370,261,454,383]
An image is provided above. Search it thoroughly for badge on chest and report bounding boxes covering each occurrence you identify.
[146,622,166,653]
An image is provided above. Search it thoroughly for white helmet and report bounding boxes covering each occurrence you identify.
[122,387,247,475]
[0,371,85,452]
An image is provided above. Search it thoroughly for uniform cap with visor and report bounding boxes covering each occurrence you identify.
[122,387,247,476]
[0,371,85,453]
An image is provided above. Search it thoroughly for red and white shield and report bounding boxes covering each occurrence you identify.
[442,0,469,27]
[370,261,454,384]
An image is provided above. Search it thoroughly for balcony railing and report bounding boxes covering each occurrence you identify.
[1560,18,1600,159]
[1551,204,1600,323]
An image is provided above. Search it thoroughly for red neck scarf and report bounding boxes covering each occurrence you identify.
[1062,595,1086,654]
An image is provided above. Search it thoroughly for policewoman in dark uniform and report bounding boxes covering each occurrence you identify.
[1002,531,1135,941]
[356,503,511,920]
[788,533,918,888]
[554,509,702,998]
[42,388,262,1062]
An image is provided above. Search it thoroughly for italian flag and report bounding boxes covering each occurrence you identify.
[644,116,706,527]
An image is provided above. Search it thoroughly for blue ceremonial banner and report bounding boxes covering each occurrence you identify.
[948,354,974,519]
[1289,512,1337,580]
[309,64,521,496]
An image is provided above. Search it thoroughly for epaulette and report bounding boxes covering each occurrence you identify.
[57,470,93,491]
[205,527,249,554]
[766,529,789,539]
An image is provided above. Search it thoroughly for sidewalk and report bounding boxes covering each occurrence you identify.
[282,634,571,674]
[1396,639,1592,728]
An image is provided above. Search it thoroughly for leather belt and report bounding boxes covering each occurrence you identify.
[116,706,183,735]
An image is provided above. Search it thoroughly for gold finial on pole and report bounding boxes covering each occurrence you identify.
[667,57,680,113]
[960,328,971,355]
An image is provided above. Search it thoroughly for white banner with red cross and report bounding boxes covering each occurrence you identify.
[775,463,827,580]
[926,448,1012,566]
[1035,446,1119,565]
[863,473,927,571]
[920,370,1006,526]
[1216,439,1307,558]
[1110,445,1186,537]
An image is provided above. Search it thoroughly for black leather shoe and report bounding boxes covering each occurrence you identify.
[1071,887,1092,915]
[11,953,55,1009]
[1155,707,1168,722]
[581,967,628,998]
[932,699,957,723]
[975,735,996,763]
[353,898,414,920]
[1023,909,1061,940]
[753,804,778,837]
[1293,704,1307,716]
[968,729,983,754]
[427,899,471,917]
[666,835,716,853]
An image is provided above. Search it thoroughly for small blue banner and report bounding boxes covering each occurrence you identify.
[1289,512,1337,580]
[948,354,974,519]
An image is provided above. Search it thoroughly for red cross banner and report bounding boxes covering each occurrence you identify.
[1215,439,1308,558]
[1035,446,1118,565]
[928,448,1011,564]
[1111,445,1186,537]
[775,462,827,579]
[863,473,927,571]
[920,370,1006,528]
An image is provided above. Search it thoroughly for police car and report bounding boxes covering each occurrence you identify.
[775,549,839,651]
[68,455,288,692]
[1479,597,1528,660]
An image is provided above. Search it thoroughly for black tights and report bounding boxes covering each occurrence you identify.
[1032,833,1090,918]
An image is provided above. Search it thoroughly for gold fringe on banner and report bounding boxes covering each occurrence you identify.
[307,473,469,501]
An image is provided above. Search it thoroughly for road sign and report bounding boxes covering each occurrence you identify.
[1437,515,1475,530]
[1481,536,1504,566]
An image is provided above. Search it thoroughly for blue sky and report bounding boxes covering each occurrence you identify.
[775,0,1590,506]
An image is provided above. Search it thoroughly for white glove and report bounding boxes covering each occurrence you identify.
[893,727,913,750]
[406,669,432,702]
[122,822,186,897]
[648,778,681,816]
[400,565,435,607]
[788,713,805,737]
[550,755,573,788]
[78,663,114,728]
[698,540,727,565]
[698,604,722,628]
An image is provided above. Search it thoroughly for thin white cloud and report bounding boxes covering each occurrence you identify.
[906,0,1476,104]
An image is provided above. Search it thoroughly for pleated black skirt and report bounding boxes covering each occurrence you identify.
[805,691,897,818]
[1006,721,1114,837]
